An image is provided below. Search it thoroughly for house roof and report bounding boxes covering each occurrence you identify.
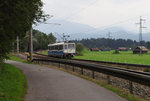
[118,47,127,50]
[90,48,99,51]
[134,46,148,51]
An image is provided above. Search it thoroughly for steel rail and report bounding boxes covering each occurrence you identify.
[33,52,150,68]
[71,59,150,68]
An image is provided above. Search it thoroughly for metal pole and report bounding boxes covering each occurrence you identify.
[17,36,19,53]
[136,16,146,54]
[139,16,142,54]
[63,33,64,42]
[29,27,33,61]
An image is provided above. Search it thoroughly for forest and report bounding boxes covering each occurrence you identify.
[74,38,150,50]
[14,29,56,52]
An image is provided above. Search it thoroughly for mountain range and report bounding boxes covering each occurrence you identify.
[35,19,150,41]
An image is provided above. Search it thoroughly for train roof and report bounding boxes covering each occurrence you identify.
[48,42,75,46]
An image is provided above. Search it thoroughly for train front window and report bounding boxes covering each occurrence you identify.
[68,44,74,49]
[64,45,67,49]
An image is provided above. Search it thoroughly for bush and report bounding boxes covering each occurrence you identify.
[76,52,83,56]
[113,50,120,54]
[144,68,150,72]
[76,43,85,56]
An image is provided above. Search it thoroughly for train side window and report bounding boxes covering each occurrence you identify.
[55,45,58,50]
[59,45,63,50]
[52,46,54,50]
[54,46,56,50]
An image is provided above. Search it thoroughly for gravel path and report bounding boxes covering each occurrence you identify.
[7,60,126,101]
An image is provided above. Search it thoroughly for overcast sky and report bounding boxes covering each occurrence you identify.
[41,0,150,32]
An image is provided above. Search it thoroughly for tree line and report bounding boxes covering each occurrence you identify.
[73,38,150,50]
[13,30,56,52]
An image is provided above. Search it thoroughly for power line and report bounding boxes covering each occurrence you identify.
[61,0,99,21]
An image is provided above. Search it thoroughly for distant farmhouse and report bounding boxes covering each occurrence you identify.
[118,47,127,51]
[133,46,148,54]
[90,48,99,51]
[100,47,111,51]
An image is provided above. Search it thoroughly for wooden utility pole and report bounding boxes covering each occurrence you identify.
[63,33,65,42]
[17,36,19,53]
[29,27,33,61]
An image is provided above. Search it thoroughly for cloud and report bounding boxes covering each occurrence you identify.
[41,0,150,32]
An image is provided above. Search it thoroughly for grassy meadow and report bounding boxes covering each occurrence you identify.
[40,50,150,65]
[74,50,150,65]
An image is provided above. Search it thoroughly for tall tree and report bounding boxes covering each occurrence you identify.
[0,0,47,63]
[19,30,56,51]
[47,33,56,44]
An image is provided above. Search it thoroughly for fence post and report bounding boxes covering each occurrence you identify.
[72,65,75,72]
[129,81,133,94]
[92,71,95,79]
[107,75,111,84]
[59,62,60,68]
[81,67,83,75]
[65,64,67,69]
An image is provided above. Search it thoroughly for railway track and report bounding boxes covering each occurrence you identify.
[33,52,150,79]
[33,52,150,70]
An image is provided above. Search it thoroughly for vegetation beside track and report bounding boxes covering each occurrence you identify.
[9,54,25,62]
[9,54,31,64]
[0,63,27,101]
[40,51,48,55]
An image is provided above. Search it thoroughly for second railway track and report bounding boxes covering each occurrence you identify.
[33,52,150,70]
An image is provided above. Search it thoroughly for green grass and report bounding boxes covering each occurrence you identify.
[40,50,48,55]
[9,54,31,64]
[0,63,27,101]
[9,54,25,62]
[74,49,150,65]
